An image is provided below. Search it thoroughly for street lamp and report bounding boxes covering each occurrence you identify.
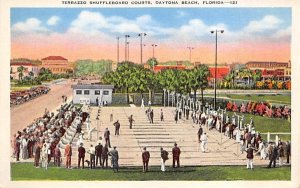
[125,35,130,61]
[210,29,224,111]
[127,42,130,62]
[187,47,194,66]
[138,33,147,64]
[116,36,120,63]
[151,44,158,71]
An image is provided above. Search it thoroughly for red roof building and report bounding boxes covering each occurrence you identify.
[41,56,73,74]
[208,66,230,80]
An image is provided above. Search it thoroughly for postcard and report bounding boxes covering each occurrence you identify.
[0,0,300,188]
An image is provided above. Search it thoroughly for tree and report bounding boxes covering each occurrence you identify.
[193,65,210,104]
[146,57,158,69]
[17,66,25,81]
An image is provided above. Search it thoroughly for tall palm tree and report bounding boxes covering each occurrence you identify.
[194,64,210,104]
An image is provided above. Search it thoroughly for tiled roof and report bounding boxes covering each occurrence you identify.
[42,56,68,61]
[209,67,230,79]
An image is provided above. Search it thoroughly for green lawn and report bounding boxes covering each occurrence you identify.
[206,93,291,105]
[11,163,290,181]
[227,112,291,141]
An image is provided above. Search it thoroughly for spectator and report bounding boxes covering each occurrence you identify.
[160,147,169,172]
[108,146,119,172]
[65,142,72,169]
[104,128,111,148]
[200,133,208,153]
[78,143,85,169]
[142,147,150,172]
[172,143,181,168]
[102,144,109,168]
[268,144,278,168]
[113,120,120,136]
[286,141,291,164]
[95,142,103,167]
[88,144,96,169]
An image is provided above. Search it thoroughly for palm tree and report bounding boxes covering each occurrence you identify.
[193,64,210,104]
[17,66,25,81]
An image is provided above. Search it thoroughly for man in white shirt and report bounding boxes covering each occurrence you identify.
[88,144,96,169]
[200,133,208,153]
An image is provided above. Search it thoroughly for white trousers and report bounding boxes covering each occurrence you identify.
[247,159,253,169]
[201,141,207,152]
[161,159,165,172]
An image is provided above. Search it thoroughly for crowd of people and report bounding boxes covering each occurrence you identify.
[12,97,291,172]
[226,101,291,119]
[177,101,291,169]
[11,103,89,169]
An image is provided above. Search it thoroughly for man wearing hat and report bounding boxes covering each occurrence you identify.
[172,143,181,168]
[78,143,86,169]
[142,147,150,172]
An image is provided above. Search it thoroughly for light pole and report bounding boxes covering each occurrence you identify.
[210,29,224,111]
[138,33,147,64]
[151,44,158,58]
[127,42,130,62]
[151,44,158,71]
[187,47,194,66]
[116,36,120,63]
[125,35,130,61]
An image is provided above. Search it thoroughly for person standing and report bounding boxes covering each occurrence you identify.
[128,115,134,129]
[160,109,164,121]
[34,142,41,167]
[172,143,181,168]
[268,144,278,168]
[41,143,49,170]
[65,142,72,169]
[104,128,111,148]
[108,146,119,172]
[15,138,21,161]
[113,120,120,136]
[160,147,169,172]
[88,144,96,169]
[54,145,61,167]
[200,133,208,153]
[96,97,99,106]
[286,141,291,164]
[278,144,284,167]
[77,143,85,169]
[174,110,179,124]
[102,144,109,168]
[150,110,154,124]
[95,142,103,167]
[142,147,150,172]
[197,126,203,143]
[246,144,255,169]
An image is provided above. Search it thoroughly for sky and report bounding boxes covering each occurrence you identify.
[11,8,291,64]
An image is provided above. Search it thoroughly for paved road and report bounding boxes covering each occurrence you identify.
[10,79,74,137]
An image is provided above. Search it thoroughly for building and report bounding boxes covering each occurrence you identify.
[10,61,40,79]
[71,84,114,105]
[208,66,230,81]
[41,56,73,74]
[246,61,291,80]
